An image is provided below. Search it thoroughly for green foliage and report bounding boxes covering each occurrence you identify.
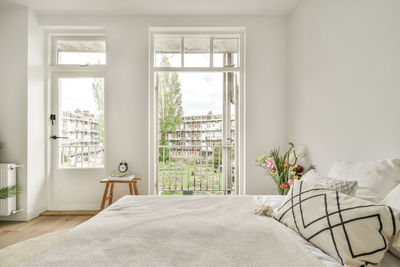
[269,142,295,195]
[159,138,170,162]
[0,185,22,200]
[157,56,183,140]
[213,142,222,169]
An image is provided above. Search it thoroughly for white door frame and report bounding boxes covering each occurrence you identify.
[45,31,106,209]
[148,27,246,195]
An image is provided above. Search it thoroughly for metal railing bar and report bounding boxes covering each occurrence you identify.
[181,147,184,191]
[163,147,166,190]
[187,146,190,191]
[199,148,202,191]
[168,146,171,191]
[175,147,177,191]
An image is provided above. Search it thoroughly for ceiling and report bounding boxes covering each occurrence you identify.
[1,0,300,16]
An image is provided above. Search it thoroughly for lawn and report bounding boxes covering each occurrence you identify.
[158,160,224,194]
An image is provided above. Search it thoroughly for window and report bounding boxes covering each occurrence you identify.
[51,35,106,168]
[150,30,244,195]
[53,37,106,65]
[153,34,240,68]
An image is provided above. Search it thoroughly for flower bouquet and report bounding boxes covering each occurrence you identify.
[256,143,315,195]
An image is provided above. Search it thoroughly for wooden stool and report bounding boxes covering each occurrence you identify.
[100,177,141,211]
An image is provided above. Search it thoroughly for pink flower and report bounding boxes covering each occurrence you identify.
[265,158,276,170]
[280,182,289,189]
[289,178,294,186]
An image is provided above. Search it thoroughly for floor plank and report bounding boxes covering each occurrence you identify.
[0,215,91,249]
[40,210,99,216]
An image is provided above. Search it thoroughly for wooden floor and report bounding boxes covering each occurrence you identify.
[0,215,92,249]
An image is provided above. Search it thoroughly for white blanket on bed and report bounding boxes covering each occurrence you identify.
[31,195,324,267]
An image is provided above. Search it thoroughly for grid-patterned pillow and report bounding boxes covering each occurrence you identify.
[274,179,400,267]
[302,170,357,194]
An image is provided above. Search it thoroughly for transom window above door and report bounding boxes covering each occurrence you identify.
[153,34,240,69]
[52,36,106,65]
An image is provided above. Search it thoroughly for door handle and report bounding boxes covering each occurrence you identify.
[50,136,69,140]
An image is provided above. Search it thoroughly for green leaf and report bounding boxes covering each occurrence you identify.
[0,185,22,200]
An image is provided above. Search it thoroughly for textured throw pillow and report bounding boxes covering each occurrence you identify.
[381,183,400,211]
[274,179,400,267]
[302,170,357,194]
[328,159,400,203]
[381,184,400,258]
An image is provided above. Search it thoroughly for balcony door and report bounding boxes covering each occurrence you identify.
[48,35,106,209]
[150,30,244,195]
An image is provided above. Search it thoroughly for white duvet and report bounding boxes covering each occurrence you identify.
[32,195,324,267]
[31,195,400,267]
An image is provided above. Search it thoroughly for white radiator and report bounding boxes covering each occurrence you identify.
[0,164,17,216]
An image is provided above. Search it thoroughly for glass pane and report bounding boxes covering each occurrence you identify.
[157,71,234,195]
[56,39,106,65]
[213,38,239,67]
[155,36,182,67]
[184,37,210,67]
[59,77,104,168]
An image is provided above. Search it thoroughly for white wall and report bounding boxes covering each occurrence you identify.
[288,0,400,174]
[27,10,47,219]
[0,5,47,221]
[0,6,29,221]
[39,14,288,209]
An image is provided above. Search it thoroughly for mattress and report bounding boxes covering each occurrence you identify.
[31,195,400,267]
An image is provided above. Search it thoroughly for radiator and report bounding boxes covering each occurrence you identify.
[0,164,17,216]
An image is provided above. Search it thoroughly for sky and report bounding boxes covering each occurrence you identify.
[59,53,225,117]
[156,53,224,116]
[179,72,222,116]
[60,78,100,115]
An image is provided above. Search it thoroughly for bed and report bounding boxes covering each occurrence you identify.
[29,195,400,267]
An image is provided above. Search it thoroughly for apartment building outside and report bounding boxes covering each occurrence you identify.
[166,111,235,158]
[59,109,104,167]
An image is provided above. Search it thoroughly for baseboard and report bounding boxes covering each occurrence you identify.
[40,210,99,216]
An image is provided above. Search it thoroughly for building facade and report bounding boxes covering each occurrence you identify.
[166,112,235,157]
[59,109,103,167]
[61,109,101,146]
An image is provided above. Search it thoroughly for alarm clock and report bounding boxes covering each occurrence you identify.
[118,161,128,173]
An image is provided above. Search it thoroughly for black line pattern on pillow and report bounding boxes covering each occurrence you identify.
[275,181,397,266]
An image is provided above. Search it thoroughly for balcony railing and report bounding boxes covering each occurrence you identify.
[158,145,235,195]
[59,145,104,168]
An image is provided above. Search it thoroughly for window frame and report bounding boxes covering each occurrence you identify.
[148,28,245,195]
[153,32,241,72]
[51,35,106,67]
[49,33,107,170]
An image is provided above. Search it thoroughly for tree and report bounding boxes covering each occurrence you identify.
[213,142,222,170]
[92,78,104,145]
[157,56,183,161]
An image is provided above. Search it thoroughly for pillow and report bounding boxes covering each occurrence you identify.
[328,159,400,203]
[274,179,400,267]
[381,184,400,258]
[302,170,357,194]
[381,183,400,211]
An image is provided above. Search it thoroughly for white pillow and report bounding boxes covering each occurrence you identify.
[302,170,357,194]
[381,183,400,211]
[381,184,400,258]
[328,159,400,203]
